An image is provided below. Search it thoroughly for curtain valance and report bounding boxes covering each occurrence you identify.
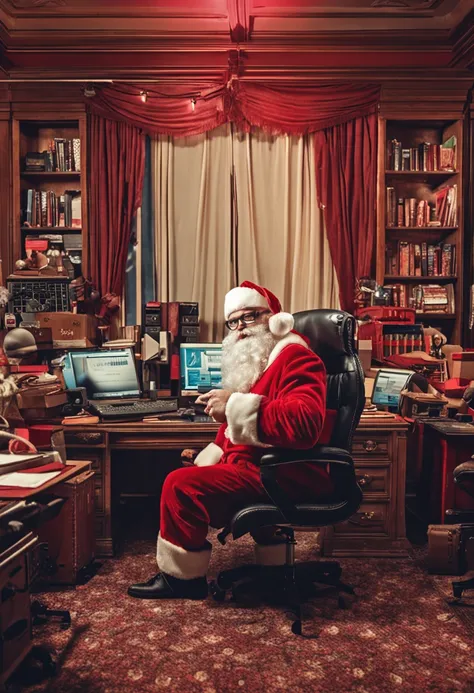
[87,81,380,137]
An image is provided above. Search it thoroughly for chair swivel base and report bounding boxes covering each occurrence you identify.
[209,560,355,636]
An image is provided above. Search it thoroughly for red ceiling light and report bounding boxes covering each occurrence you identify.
[140,90,148,103]
[191,97,196,111]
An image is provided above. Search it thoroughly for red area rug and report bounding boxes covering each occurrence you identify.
[19,534,474,693]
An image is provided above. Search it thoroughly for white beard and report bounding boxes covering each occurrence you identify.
[221,323,278,393]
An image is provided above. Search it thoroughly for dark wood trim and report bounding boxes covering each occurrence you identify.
[0,119,12,277]
[463,88,474,346]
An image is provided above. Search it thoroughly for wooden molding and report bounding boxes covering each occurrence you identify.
[450,8,474,69]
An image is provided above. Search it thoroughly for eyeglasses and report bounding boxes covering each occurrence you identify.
[225,310,270,331]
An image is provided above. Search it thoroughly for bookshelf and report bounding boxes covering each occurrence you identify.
[12,117,88,281]
[376,118,463,345]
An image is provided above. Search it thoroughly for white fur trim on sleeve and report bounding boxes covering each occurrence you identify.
[157,533,211,579]
[194,442,223,467]
[225,392,270,447]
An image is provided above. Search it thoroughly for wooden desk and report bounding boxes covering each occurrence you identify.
[0,460,92,501]
[64,418,409,558]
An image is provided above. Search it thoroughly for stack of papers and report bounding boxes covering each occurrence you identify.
[0,471,62,488]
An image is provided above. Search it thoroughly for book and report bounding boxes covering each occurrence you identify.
[0,451,61,476]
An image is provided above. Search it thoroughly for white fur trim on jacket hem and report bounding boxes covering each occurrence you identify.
[194,442,223,467]
[156,534,211,579]
[254,543,287,566]
[225,392,269,447]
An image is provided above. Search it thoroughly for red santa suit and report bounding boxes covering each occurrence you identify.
[157,330,334,580]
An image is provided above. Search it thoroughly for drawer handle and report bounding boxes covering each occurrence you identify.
[357,474,373,488]
[349,511,379,526]
[362,440,378,452]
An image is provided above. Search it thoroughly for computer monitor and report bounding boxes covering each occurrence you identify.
[180,343,223,394]
[63,348,141,400]
[372,368,413,410]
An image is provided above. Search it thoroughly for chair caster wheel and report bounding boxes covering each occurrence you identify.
[291,620,302,636]
[209,580,227,602]
[338,595,350,609]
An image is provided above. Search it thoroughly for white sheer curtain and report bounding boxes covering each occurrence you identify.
[232,129,339,312]
[151,126,339,340]
[152,124,233,342]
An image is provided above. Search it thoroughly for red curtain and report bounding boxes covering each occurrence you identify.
[87,114,145,299]
[87,81,380,313]
[89,82,228,138]
[87,81,379,137]
[315,113,378,313]
[231,82,380,135]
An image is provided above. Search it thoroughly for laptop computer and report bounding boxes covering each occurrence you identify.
[62,348,178,420]
[63,348,141,400]
[369,368,414,413]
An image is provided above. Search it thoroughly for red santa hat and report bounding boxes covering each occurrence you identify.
[224,280,294,338]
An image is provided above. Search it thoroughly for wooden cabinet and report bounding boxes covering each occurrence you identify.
[376,116,464,345]
[323,417,410,557]
[11,115,88,280]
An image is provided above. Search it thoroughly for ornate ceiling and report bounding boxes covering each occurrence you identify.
[0,0,473,80]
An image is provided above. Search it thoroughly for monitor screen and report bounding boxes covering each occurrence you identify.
[372,369,412,408]
[63,348,141,400]
[180,343,223,394]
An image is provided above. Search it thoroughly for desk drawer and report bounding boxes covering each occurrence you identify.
[355,466,390,497]
[352,435,390,461]
[65,431,104,447]
[334,502,389,535]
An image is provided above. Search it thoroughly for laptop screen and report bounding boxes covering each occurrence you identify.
[372,368,412,409]
[180,343,223,394]
[63,348,141,400]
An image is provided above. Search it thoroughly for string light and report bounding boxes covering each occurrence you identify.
[191,98,196,111]
[140,90,148,103]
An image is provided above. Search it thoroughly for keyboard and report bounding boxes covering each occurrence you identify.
[89,398,179,421]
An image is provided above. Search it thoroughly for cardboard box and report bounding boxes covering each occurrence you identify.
[451,352,474,381]
[358,339,372,375]
[34,312,98,348]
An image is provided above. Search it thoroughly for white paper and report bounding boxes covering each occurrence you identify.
[0,471,62,488]
[0,453,41,466]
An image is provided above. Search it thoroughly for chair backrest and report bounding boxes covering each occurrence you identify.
[293,309,365,451]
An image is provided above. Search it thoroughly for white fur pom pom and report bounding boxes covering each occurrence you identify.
[268,312,294,338]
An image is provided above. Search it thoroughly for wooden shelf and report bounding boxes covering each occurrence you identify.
[378,116,463,345]
[385,275,457,282]
[21,171,80,177]
[21,226,82,232]
[13,115,88,278]
[415,313,456,320]
[385,170,457,179]
[386,226,457,231]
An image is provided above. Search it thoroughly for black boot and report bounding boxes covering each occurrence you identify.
[128,572,208,600]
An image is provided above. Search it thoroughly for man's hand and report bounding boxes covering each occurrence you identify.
[195,389,232,423]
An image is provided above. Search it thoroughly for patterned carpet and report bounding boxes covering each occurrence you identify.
[12,533,474,693]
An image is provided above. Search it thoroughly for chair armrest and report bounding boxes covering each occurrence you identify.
[260,445,352,467]
[259,446,361,524]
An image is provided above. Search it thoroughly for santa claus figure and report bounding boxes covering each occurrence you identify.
[128,281,332,600]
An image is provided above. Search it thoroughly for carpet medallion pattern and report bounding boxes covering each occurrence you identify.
[18,535,474,693]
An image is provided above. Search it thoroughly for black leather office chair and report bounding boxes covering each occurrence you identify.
[446,456,474,600]
[210,309,365,635]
